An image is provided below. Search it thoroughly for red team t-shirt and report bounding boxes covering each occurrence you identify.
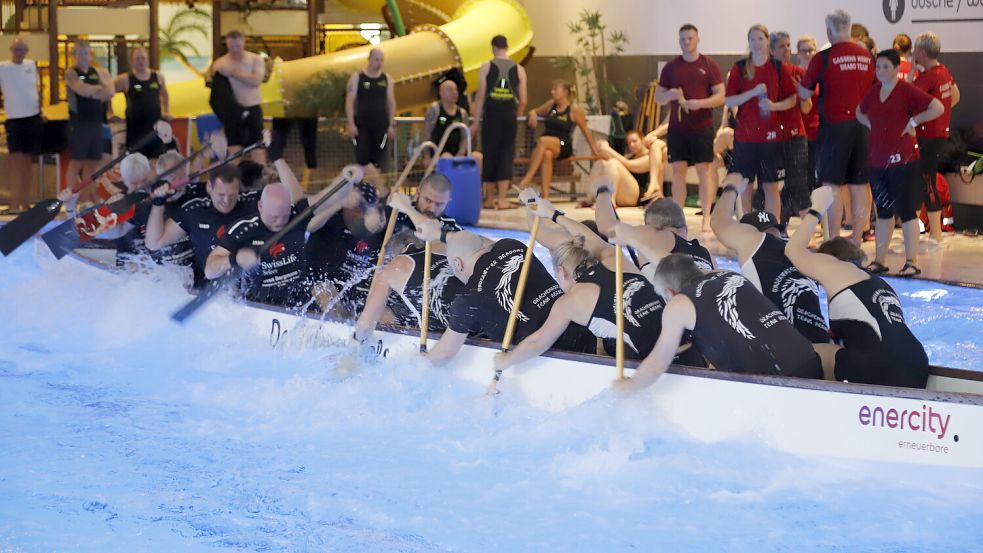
[779,63,808,139]
[914,64,955,139]
[859,81,934,168]
[659,54,723,133]
[801,41,875,124]
[725,58,796,143]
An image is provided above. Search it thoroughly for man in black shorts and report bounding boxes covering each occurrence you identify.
[65,39,115,206]
[0,38,44,214]
[656,24,725,231]
[114,47,171,161]
[471,35,527,210]
[345,48,396,188]
[208,30,266,164]
[798,9,875,243]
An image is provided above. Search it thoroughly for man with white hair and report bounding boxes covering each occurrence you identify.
[797,9,875,244]
[57,153,154,266]
[0,37,44,214]
[205,156,351,307]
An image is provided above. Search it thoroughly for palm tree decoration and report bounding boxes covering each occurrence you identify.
[552,9,629,114]
[159,7,210,78]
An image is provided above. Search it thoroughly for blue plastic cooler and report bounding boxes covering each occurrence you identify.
[436,156,481,225]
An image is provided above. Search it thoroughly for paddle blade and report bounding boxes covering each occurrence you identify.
[40,217,84,260]
[170,276,228,324]
[0,199,62,256]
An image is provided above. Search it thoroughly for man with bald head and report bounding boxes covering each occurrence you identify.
[346,48,396,179]
[205,151,351,307]
[424,80,469,162]
[0,37,44,214]
[409,221,592,365]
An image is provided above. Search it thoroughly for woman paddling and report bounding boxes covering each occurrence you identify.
[493,194,701,375]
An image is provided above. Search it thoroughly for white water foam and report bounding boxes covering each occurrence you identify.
[0,241,982,551]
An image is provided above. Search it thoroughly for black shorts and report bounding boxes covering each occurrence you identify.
[781,136,811,220]
[807,139,819,190]
[481,109,517,182]
[917,137,945,211]
[817,120,869,185]
[226,105,264,147]
[834,348,929,388]
[731,141,786,183]
[5,114,42,155]
[870,162,920,222]
[68,121,106,161]
[667,127,714,165]
[554,135,573,160]
[354,122,388,166]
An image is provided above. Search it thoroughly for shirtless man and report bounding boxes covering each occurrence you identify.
[209,30,266,164]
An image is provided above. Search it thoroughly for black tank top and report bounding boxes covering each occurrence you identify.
[446,238,561,342]
[485,58,519,115]
[543,103,574,140]
[630,160,650,192]
[431,103,465,155]
[672,234,714,271]
[387,248,463,331]
[828,276,929,370]
[125,71,162,123]
[355,72,389,127]
[69,66,107,123]
[679,271,822,377]
[578,262,665,358]
[741,233,829,343]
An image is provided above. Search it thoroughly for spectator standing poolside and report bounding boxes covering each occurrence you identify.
[656,24,725,231]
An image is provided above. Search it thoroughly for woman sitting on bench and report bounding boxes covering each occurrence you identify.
[517,81,599,200]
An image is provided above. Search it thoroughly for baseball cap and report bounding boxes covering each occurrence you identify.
[740,210,784,232]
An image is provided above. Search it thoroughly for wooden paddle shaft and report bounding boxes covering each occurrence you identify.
[615,246,625,380]
[501,216,541,353]
[419,240,433,353]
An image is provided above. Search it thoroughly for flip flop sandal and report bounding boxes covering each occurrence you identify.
[896,262,922,277]
[864,261,889,275]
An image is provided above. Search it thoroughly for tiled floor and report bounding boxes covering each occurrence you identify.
[478,201,983,287]
[4,200,981,286]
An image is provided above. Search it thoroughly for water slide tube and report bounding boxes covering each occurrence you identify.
[60,0,532,120]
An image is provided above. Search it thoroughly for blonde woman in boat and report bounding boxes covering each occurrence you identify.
[493,193,702,376]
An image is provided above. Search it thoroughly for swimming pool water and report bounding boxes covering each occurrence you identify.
[1,236,982,552]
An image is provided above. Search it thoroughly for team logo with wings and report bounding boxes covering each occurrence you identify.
[495,253,529,322]
[779,276,819,322]
[716,274,756,340]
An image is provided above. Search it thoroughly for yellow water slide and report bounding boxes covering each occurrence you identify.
[112,0,532,119]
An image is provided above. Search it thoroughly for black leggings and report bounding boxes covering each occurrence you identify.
[918,137,945,212]
[870,162,920,222]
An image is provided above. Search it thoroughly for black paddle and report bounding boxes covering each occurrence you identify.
[41,139,259,260]
[0,122,171,256]
[171,166,362,324]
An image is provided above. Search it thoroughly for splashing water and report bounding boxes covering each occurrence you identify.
[1,238,982,552]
